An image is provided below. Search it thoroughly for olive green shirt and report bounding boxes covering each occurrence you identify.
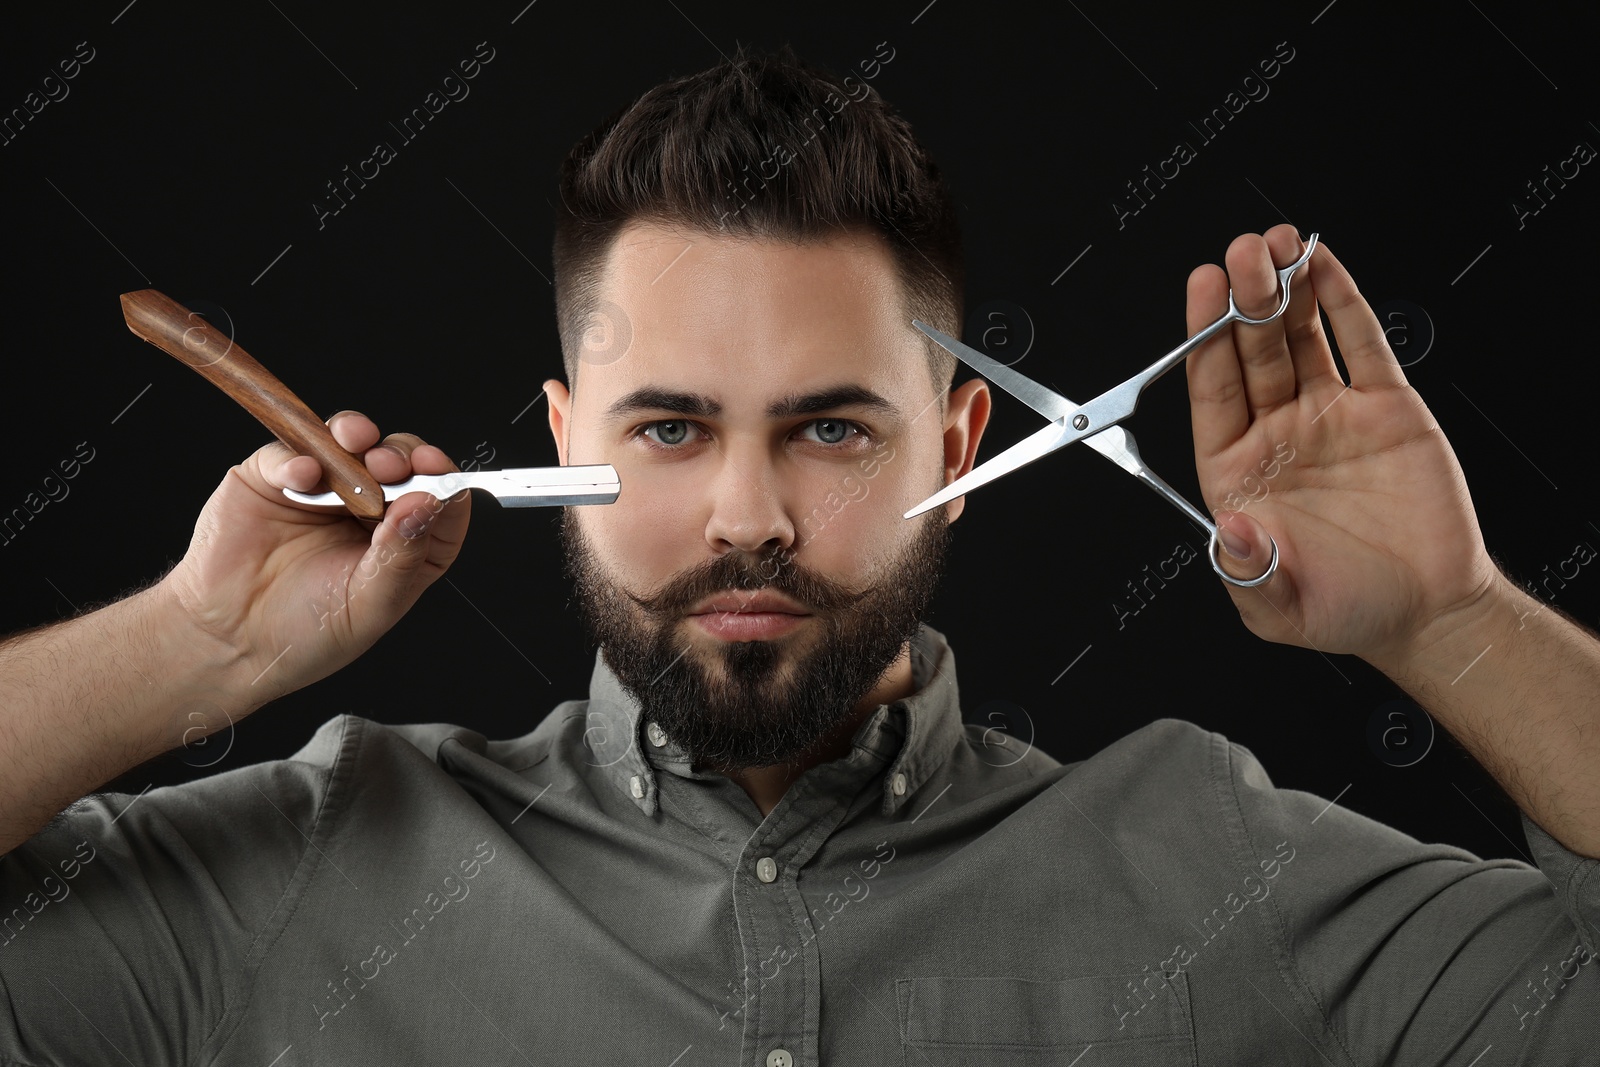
[1,623,1595,1065]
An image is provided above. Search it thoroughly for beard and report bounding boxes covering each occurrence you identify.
[558,489,951,774]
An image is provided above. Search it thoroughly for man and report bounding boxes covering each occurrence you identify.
[2,43,1596,1065]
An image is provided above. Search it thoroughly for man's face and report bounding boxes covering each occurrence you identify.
[544,220,988,773]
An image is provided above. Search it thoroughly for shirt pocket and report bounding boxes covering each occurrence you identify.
[895,973,1196,1066]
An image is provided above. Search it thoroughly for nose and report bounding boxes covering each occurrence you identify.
[700,448,800,561]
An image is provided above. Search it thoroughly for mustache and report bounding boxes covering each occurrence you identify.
[625,548,874,617]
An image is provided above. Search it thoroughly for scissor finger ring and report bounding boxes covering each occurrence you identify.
[1208,528,1279,588]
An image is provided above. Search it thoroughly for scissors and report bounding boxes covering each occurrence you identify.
[903,233,1318,589]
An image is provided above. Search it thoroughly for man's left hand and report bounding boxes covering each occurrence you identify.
[1186,224,1502,667]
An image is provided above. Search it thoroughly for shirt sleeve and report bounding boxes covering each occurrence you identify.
[0,714,350,1066]
[1220,735,1600,1066]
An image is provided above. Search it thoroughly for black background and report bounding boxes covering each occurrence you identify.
[3,1,1596,865]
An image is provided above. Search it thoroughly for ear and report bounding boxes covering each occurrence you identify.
[543,379,571,466]
[941,377,992,525]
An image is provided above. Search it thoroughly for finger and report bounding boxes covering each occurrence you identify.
[1308,242,1409,391]
[277,455,323,492]
[383,441,469,571]
[349,490,462,611]
[1213,510,1275,585]
[364,432,428,483]
[407,443,459,477]
[327,410,381,454]
[381,478,470,579]
[1264,225,1343,398]
[253,413,381,496]
[1185,262,1248,460]
[286,410,386,496]
[1222,232,1298,418]
[366,435,459,482]
[240,442,348,517]
[256,442,322,492]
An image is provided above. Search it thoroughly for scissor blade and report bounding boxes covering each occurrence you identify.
[912,319,1075,425]
[907,319,1149,496]
[902,323,1166,519]
[903,418,1067,519]
[281,464,619,508]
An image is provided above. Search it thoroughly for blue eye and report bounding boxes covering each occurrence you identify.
[635,419,869,450]
[644,420,695,446]
[804,418,852,445]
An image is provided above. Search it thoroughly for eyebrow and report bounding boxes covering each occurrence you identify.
[601,383,900,424]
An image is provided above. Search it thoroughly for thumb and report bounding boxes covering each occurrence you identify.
[1213,510,1274,584]
[352,493,448,615]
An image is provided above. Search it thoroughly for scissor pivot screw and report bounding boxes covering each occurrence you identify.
[1072,414,1089,431]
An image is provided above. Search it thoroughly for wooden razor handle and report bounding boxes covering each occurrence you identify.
[119,289,386,521]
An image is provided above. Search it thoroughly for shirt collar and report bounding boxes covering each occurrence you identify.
[581,622,965,818]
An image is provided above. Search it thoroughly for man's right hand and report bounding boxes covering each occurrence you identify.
[159,410,472,712]
[0,409,471,855]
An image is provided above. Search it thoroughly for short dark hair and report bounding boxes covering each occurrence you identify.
[551,42,962,399]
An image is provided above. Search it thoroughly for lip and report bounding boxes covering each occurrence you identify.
[689,590,810,616]
[691,610,809,641]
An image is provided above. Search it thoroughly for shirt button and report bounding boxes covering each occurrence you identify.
[756,856,778,883]
[765,1049,793,1067]
[891,772,907,796]
[630,775,645,799]
[646,721,668,747]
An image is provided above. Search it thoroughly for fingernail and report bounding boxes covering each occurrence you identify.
[1219,524,1252,561]
[398,507,434,540]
